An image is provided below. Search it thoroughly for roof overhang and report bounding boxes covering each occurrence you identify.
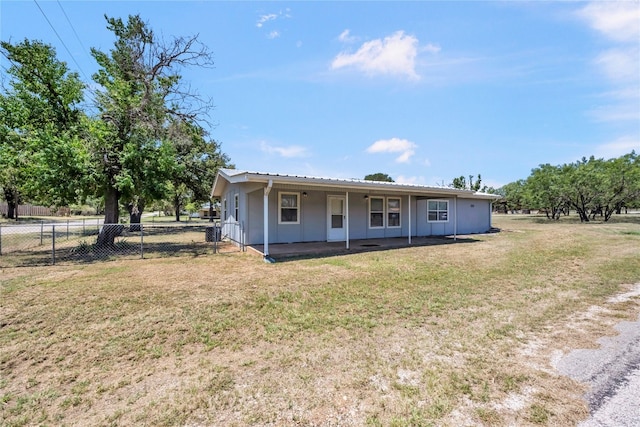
[212,169,501,200]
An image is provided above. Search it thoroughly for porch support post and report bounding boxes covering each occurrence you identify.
[264,180,273,257]
[489,201,493,230]
[408,194,412,245]
[345,192,350,250]
[453,196,458,241]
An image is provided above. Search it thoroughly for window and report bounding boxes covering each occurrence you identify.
[427,200,449,222]
[387,198,401,228]
[369,197,384,228]
[279,192,299,224]
[223,198,227,220]
[234,194,239,221]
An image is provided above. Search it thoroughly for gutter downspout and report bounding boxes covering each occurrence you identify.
[454,196,458,241]
[263,180,273,262]
[345,192,350,250]
[408,195,412,245]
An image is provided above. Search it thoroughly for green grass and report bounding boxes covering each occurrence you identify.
[0,215,638,425]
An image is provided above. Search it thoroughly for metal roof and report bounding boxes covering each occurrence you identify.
[212,168,500,200]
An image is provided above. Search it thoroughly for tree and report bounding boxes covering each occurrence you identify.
[521,152,639,222]
[0,39,88,219]
[89,14,214,243]
[451,176,467,190]
[499,180,526,213]
[364,173,394,182]
[589,152,639,221]
[450,174,485,191]
[165,118,230,221]
[524,164,567,219]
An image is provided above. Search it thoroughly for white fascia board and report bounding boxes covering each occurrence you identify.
[465,192,503,201]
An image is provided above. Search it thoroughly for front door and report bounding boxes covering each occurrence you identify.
[327,196,346,241]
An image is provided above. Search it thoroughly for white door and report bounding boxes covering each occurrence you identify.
[327,196,346,241]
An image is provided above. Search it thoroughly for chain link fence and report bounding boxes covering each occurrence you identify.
[0,220,244,267]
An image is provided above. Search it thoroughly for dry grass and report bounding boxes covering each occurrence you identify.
[1,214,639,426]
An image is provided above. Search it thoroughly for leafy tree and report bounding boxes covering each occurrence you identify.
[521,152,639,222]
[524,164,567,219]
[364,173,394,182]
[451,174,485,191]
[498,180,526,213]
[0,39,88,219]
[89,14,214,243]
[165,119,230,221]
[451,176,467,190]
[590,152,639,221]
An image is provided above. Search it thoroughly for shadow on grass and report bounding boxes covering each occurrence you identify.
[0,239,234,268]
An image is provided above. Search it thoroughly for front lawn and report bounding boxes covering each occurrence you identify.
[1,214,638,426]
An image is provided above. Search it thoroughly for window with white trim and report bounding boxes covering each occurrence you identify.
[369,197,385,228]
[427,200,449,222]
[279,192,299,224]
[387,197,401,228]
[234,194,239,221]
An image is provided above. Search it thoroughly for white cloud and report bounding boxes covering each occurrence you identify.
[422,44,441,54]
[260,141,310,158]
[577,2,640,43]
[256,9,292,38]
[595,47,640,83]
[338,29,357,43]
[331,31,424,80]
[594,136,640,159]
[366,138,417,163]
[577,1,640,129]
[589,102,640,122]
[256,14,277,28]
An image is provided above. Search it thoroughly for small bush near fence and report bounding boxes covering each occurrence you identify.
[0,222,242,267]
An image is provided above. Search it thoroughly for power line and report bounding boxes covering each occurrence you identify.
[32,0,89,82]
[56,0,90,61]
[32,0,99,105]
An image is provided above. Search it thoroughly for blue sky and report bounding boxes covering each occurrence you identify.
[2,1,639,188]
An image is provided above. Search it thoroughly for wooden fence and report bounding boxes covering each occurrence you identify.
[0,203,70,217]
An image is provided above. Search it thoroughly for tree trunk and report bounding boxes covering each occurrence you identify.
[4,187,19,220]
[7,201,17,220]
[127,200,145,232]
[174,194,181,222]
[97,186,121,246]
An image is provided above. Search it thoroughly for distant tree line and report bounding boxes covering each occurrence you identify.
[495,153,639,222]
[0,15,231,243]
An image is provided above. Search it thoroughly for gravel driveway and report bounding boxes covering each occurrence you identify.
[556,285,640,427]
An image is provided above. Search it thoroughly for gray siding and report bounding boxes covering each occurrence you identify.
[456,199,491,234]
[233,184,492,245]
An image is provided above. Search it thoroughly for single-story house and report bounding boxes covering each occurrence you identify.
[211,169,500,259]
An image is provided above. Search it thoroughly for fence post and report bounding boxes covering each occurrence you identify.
[40,221,44,246]
[83,218,86,235]
[0,225,2,255]
[140,224,144,259]
[67,219,70,240]
[52,224,56,265]
[213,225,218,254]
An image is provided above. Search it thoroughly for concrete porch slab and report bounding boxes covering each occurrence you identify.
[249,236,477,261]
